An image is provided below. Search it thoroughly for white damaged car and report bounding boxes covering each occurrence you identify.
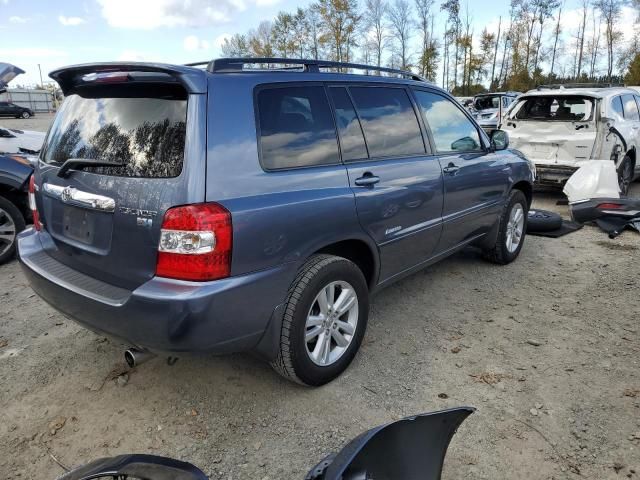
[503,87,640,195]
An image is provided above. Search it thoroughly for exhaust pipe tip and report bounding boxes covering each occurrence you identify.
[125,348,154,368]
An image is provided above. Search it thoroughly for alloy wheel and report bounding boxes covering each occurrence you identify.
[0,207,17,257]
[305,281,359,367]
[505,203,525,253]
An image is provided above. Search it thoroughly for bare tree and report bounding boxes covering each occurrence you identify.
[549,4,562,76]
[441,0,461,87]
[575,0,588,78]
[491,16,502,88]
[387,0,414,70]
[305,6,323,60]
[364,0,388,67]
[415,0,435,77]
[594,0,623,81]
[221,34,250,57]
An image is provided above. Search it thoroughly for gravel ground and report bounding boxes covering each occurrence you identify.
[0,117,638,479]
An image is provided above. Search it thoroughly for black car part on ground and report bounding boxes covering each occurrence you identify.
[55,454,208,480]
[55,408,474,480]
[570,198,640,238]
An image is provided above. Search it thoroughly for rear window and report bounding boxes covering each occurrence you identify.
[474,95,501,110]
[509,96,594,121]
[41,94,187,178]
[256,86,339,170]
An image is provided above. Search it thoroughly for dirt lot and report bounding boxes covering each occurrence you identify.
[0,116,638,480]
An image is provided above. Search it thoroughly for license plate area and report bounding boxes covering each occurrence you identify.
[63,206,96,244]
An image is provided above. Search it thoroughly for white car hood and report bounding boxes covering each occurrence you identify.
[0,127,46,154]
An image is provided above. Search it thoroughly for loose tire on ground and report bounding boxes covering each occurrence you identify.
[483,190,528,265]
[0,195,26,265]
[527,209,562,233]
[271,254,369,386]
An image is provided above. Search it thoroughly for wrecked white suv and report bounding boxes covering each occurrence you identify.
[503,87,640,195]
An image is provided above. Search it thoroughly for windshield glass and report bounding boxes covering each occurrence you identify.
[508,95,594,121]
[473,95,501,110]
[41,94,187,178]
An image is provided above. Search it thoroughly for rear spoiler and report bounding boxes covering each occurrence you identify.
[49,62,208,95]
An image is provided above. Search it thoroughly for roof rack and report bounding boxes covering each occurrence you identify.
[189,57,426,82]
[537,82,625,90]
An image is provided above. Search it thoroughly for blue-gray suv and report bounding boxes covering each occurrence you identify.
[18,58,534,386]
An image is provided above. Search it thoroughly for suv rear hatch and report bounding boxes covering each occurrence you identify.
[34,64,207,290]
[504,94,598,167]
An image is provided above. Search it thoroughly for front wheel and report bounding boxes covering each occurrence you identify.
[20,111,31,119]
[271,255,369,386]
[483,190,528,265]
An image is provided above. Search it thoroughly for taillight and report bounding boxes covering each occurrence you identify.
[596,202,623,210]
[28,175,41,231]
[156,203,232,281]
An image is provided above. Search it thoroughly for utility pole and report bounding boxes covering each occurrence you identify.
[38,64,44,89]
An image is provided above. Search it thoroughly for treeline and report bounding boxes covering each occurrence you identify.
[222,0,640,93]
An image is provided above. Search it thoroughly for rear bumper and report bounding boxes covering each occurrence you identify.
[17,228,297,355]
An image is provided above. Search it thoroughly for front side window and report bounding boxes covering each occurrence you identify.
[622,94,640,121]
[328,87,368,161]
[348,86,424,158]
[414,90,482,153]
[257,86,339,170]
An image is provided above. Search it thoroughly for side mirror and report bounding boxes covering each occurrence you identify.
[490,129,509,151]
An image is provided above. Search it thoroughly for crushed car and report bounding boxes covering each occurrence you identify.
[504,85,640,195]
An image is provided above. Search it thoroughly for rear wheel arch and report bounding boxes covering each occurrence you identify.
[314,238,378,290]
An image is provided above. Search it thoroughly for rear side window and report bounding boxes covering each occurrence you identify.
[622,94,640,121]
[328,87,368,161]
[348,87,425,158]
[414,90,482,153]
[42,94,187,178]
[257,86,339,170]
[611,96,625,119]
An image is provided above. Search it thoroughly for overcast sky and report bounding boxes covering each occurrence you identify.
[0,0,637,87]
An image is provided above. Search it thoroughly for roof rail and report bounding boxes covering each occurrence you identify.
[536,82,625,90]
[202,57,426,82]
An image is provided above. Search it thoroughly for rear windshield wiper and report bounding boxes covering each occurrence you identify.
[57,158,125,178]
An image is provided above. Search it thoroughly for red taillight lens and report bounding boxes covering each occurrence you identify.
[596,202,623,210]
[28,175,41,231]
[156,203,232,281]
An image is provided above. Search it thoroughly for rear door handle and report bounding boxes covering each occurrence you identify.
[443,163,460,174]
[354,173,380,187]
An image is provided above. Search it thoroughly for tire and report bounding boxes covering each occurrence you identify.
[20,111,30,119]
[483,190,528,265]
[617,155,633,197]
[271,254,369,386]
[0,196,26,265]
[527,209,562,233]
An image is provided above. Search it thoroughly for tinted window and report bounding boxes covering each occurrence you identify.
[414,90,482,153]
[328,87,368,161]
[622,94,640,121]
[349,87,424,158]
[257,86,339,170]
[41,94,187,178]
[611,96,625,119]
